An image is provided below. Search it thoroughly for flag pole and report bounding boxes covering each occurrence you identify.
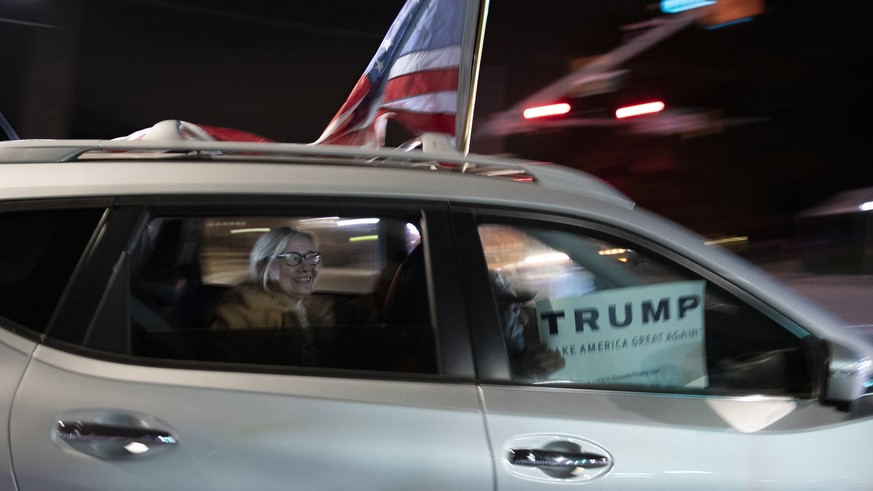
[455,0,489,155]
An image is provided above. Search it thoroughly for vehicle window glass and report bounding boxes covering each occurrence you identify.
[125,214,435,374]
[478,223,813,395]
[0,208,102,333]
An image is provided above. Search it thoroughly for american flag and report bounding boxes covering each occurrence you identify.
[316,0,469,147]
[116,120,273,142]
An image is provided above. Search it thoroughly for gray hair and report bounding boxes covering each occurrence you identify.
[249,226,317,291]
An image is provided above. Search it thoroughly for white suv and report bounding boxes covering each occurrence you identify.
[1,139,872,490]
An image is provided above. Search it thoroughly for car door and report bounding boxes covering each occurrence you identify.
[8,199,492,491]
[452,209,873,490]
[0,203,107,491]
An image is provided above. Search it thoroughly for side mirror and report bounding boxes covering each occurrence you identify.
[823,342,873,411]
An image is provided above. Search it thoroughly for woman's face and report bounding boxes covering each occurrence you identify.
[268,235,320,302]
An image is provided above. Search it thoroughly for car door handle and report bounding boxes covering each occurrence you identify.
[55,420,178,458]
[508,448,610,470]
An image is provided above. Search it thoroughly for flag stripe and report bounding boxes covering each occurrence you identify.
[388,45,461,79]
[382,91,457,114]
[383,68,459,103]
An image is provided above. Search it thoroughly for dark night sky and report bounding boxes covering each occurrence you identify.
[70,0,408,142]
[2,0,871,245]
[1,0,410,141]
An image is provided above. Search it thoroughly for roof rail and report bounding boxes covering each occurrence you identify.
[0,139,633,207]
[0,139,520,165]
[518,163,634,208]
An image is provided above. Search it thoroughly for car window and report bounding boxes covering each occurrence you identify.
[0,207,103,334]
[477,222,815,396]
[90,211,437,375]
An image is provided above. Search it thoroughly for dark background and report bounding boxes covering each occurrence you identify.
[2,0,871,266]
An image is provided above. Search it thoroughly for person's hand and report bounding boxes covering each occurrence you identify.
[521,344,565,376]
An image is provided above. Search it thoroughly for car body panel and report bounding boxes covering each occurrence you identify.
[10,346,491,491]
[482,384,873,489]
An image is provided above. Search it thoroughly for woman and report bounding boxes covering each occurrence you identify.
[212,226,335,366]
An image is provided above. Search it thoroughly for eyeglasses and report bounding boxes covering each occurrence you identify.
[277,251,322,266]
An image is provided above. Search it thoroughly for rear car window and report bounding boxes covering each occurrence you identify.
[0,207,103,333]
[101,212,437,375]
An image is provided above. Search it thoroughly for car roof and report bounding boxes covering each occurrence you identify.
[0,139,634,210]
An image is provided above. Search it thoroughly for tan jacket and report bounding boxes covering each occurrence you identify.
[211,282,335,330]
[211,282,336,366]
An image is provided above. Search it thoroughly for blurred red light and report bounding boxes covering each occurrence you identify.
[615,101,665,119]
[523,103,571,120]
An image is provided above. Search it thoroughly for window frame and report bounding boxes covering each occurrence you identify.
[43,194,477,382]
[451,205,826,398]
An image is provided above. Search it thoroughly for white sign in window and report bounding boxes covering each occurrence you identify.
[535,280,708,387]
